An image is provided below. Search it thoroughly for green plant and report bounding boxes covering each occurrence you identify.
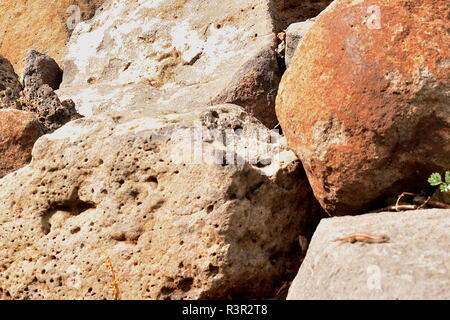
[428,171,450,192]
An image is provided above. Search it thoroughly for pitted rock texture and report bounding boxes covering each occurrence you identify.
[23,50,63,90]
[0,0,106,77]
[19,83,82,133]
[0,104,323,300]
[287,209,450,300]
[276,0,450,216]
[0,54,82,133]
[0,55,22,109]
[0,109,43,178]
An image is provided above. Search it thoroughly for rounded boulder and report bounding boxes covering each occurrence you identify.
[276,0,450,215]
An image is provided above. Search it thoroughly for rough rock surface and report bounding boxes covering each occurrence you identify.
[0,54,82,133]
[0,0,106,77]
[56,0,332,128]
[0,109,43,178]
[19,83,82,133]
[23,50,63,90]
[284,18,315,68]
[287,209,450,300]
[276,0,450,216]
[0,56,22,109]
[57,0,279,127]
[0,104,322,300]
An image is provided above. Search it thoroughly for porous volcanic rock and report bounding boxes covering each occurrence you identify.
[0,104,322,299]
[0,109,43,178]
[19,83,82,133]
[276,0,450,216]
[287,209,450,300]
[0,0,333,300]
[1,54,82,133]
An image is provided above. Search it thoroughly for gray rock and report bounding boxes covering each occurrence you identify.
[211,45,281,128]
[0,54,79,132]
[287,209,450,300]
[23,50,63,90]
[285,18,315,68]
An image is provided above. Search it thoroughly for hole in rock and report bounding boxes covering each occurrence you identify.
[177,278,194,292]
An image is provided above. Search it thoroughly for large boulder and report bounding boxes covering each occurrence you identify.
[0,0,105,77]
[0,104,322,299]
[57,0,281,127]
[276,0,450,216]
[287,209,450,300]
[0,109,43,178]
[56,0,331,128]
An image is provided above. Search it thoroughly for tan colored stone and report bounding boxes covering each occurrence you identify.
[0,0,335,300]
[276,0,450,216]
[0,104,322,299]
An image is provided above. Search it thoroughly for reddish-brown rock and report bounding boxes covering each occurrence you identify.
[276,0,450,216]
[0,109,43,178]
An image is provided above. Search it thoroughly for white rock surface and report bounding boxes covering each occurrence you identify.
[57,0,281,127]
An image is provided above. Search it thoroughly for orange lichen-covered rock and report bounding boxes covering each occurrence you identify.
[276,0,450,216]
[0,0,105,77]
[0,109,43,178]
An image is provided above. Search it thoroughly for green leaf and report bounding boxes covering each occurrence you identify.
[445,171,450,184]
[440,184,450,193]
[428,173,442,186]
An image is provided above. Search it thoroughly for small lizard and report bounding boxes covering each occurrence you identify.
[334,233,390,244]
